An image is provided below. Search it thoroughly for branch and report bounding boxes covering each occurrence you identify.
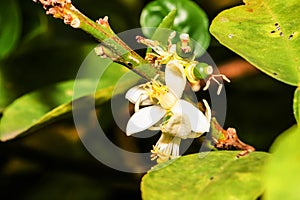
[33,0,160,81]
[210,117,255,158]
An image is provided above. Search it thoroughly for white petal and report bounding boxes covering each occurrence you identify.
[162,114,192,139]
[165,60,186,98]
[172,99,210,133]
[125,86,152,105]
[170,137,181,158]
[203,99,211,122]
[126,105,166,135]
[125,86,144,103]
[153,134,181,161]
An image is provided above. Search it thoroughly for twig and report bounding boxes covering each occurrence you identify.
[33,0,159,81]
[211,118,255,158]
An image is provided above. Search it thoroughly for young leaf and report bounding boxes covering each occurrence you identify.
[140,0,210,56]
[149,9,177,47]
[264,126,300,199]
[0,0,21,60]
[141,151,269,200]
[293,87,300,125]
[210,0,300,85]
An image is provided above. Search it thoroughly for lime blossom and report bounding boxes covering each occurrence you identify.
[125,60,211,162]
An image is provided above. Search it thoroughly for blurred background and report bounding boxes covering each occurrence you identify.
[0,0,296,199]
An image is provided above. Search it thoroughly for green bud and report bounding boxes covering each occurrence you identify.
[193,63,213,79]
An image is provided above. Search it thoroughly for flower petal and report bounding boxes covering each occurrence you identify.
[172,99,210,133]
[203,99,211,122]
[165,60,186,98]
[126,105,166,135]
[152,134,181,163]
[162,114,192,139]
[125,85,152,105]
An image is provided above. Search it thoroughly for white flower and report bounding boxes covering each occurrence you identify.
[125,60,211,162]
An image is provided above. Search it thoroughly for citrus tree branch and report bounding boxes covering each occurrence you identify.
[33,0,159,80]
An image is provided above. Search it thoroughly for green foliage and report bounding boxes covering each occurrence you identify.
[141,151,269,200]
[140,0,210,56]
[149,9,177,47]
[0,62,131,141]
[210,0,300,86]
[0,80,100,141]
[0,0,21,60]
[264,126,300,200]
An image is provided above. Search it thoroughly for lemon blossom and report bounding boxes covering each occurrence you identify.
[125,60,211,162]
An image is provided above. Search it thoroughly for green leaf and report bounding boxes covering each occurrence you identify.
[0,62,137,141]
[140,0,210,56]
[141,151,269,200]
[0,80,98,141]
[210,0,300,86]
[0,43,97,112]
[0,0,21,60]
[156,9,177,30]
[293,87,300,124]
[264,126,300,200]
[150,9,177,47]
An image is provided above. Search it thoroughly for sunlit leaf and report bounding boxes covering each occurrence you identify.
[264,126,300,200]
[141,151,269,200]
[0,0,21,60]
[293,87,300,125]
[210,0,300,85]
[140,0,210,56]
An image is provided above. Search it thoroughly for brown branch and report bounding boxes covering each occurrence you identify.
[211,118,255,158]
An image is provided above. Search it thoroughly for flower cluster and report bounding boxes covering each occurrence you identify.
[125,32,230,163]
[125,59,211,163]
